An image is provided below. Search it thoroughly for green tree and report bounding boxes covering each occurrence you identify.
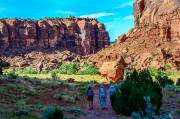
[111,69,162,116]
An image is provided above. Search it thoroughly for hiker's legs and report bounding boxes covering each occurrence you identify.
[91,100,93,109]
[100,97,106,109]
[88,101,91,109]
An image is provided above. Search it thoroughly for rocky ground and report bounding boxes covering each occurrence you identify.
[0,77,179,119]
[88,25,180,71]
[1,50,85,71]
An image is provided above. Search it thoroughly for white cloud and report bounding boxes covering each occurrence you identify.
[115,1,134,9]
[80,12,115,18]
[55,10,76,15]
[123,15,134,20]
[0,8,5,12]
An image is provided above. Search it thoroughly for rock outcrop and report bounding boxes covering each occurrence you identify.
[0,18,110,55]
[1,50,84,70]
[134,0,180,41]
[99,55,127,82]
[88,0,180,72]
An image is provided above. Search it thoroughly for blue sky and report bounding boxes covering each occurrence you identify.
[0,0,135,42]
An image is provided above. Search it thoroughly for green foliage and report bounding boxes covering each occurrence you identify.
[42,105,64,119]
[77,63,98,75]
[156,75,174,88]
[0,59,10,75]
[149,68,164,77]
[150,64,175,77]
[131,96,156,119]
[11,112,40,119]
[59,62,79,75]
[51,72,58,80]
[111,69,162,116]
[16,69,38,74]
[16,99,29,116]
[6,72,18,79]
[15,62,98,75]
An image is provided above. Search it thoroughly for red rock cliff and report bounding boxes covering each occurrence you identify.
[0,18,110,55]
[134,0,180,41]
[88,0,180,71]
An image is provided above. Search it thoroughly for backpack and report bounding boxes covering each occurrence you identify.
[87,90,93,96]
[100,89,106,97]
[109,87,116,95]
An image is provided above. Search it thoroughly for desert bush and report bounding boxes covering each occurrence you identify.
[64,106,84,117]
[0,59,10,75]
[42,105,64,119]
[156,75,174,88]
[59,62,79,75]
[51,72,58,80]
[16,99,29,116]
[131,96,156,119]
[111,69,162,116]
[6,72,18,79]
[11,111,40,119]
[149,68,164,77]
[54,93,76,103]
[150,64,175,77]
[14,62,98,75]
[77,63,98,75]
[40,70,49,74]
[16,69,38,74]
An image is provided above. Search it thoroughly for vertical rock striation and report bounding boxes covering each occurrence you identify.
[0,18,110,55]
[134,0,180,41]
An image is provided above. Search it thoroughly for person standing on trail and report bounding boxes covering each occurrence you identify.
[99,83,107,110]
[87,85,94,110]
[108,84,116,106]
[109,85,116,96]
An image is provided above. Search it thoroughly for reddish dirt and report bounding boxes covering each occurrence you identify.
[80,87,128,119]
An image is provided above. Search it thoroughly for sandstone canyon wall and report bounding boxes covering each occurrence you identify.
[134,0,180,41]
[0,18,110,55]
[89,0,180,71]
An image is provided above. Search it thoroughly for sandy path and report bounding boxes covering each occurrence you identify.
[81,87,124,119]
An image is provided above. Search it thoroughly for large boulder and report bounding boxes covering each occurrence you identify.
[99,56,127,82]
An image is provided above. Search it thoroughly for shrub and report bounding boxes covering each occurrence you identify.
[77,63,98,75]
[111,69,162,116]
[149,68,164,77]
[0,59,10,75]
[59,62,79,75]
[40,70,49,74]
[6,72,18,79]
[16,69,38,74]
[51,72,58,80]
[42,105,64,119]
[156,75,174,88]
[131,96,156,119]
[16,99,28,116]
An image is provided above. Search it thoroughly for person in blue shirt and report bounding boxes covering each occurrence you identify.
[108,84,116,107]
[99,83,107,110]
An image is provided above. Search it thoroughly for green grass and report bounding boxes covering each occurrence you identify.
[168,73,180,84]
[18,74,107,83]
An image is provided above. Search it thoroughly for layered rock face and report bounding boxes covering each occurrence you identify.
[0,18,110,55]
[88,0,180,72]
[134,0,180,41]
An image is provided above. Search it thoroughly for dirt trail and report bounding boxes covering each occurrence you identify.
[81,87,129,119]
